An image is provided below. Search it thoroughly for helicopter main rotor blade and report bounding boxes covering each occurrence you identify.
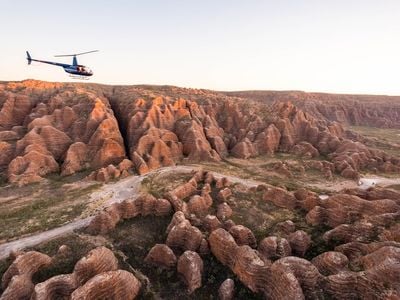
[54,50,99,57]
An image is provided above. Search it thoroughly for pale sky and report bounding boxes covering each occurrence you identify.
[1,0,400,94]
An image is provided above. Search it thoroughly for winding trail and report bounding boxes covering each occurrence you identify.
[358,176,400,190]
[2,164,399,260]
[0,165,261,259]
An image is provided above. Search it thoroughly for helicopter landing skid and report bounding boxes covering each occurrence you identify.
[69,75,90,80]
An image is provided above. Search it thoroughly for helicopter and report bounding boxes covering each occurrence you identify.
[26,50,98,79]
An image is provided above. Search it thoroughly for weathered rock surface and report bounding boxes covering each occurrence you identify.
[177,251,203,294]
[306,193,399,228]
[73,247,118,286]
[32,274,76,300]
[218,278,235,300]
[187,195,212,217]
[87,194,172,234]
[258,236,292,260]
[1,251,52,299]
[271,256,323,299]
[145,244,177,268]
[217,202,233,221]
[288,231,312,257]
[263,187,297,209]
[0,81,126,185]
[217,188,232,203]
[2,81,400,185]
[229,225,257,248]
[28,247,134,300]
[311,251,349,275]
[70,270,141,300]
[203,215,222,233]
[166,220,203,252]
[2,81,400,299]
[208,229,324,299]
[227,90,400,129]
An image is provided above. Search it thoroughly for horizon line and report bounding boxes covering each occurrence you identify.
[3,78,400,98]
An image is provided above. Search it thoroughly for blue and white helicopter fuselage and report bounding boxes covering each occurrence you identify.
[26,50,97,78]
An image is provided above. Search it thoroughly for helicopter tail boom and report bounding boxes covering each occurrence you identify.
[26,51,32,65]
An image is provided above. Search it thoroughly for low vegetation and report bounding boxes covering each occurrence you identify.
[193,155,334,194]
[349,125,400,156]
[141,171,194,198]
[0,176,101,242]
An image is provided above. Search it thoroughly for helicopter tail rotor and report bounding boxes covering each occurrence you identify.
[26,51,32,65]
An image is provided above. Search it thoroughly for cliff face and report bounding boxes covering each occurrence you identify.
[226,90,400,128]
[0,80,399,185]
[0,81,126,185]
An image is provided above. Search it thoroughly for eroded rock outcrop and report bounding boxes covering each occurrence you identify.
[32,274,77,300]
[70,270,141,300]
[217,202,233,221]
[258,236,292,260]
[218,278,235,300]
[208,228,325,299]
[229,225,257,248]
[177,251,203,294]
[311,251,349,275]
[145,244,177,269]
[288,231,312,257]
[306,194,399,228]
[0,82,126,185]
[87,194,172,234]
[73,247,118,286]
[29,247,134,300]
[1,251,52,300]
[166,220,203,252]
[263,187,297,209]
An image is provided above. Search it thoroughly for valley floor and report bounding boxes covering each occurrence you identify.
[1,157,400,258]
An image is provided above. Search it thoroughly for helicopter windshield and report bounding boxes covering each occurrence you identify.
[84,67,92,73]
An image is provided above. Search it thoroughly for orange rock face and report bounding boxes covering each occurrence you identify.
[306,193,399,228]
[73,247,118,286]
[229,225,257,248]
[311,251,349,275]
[32,274,77,300]
[2,80,400,184]
[258,236,292,260]
[1,251,52,299]
[218,278,235,300]
[145,244,177,269]
[87,194,172,234]
[288,230,312,257]
[228,90,400,129]
[177,251,204,294]
[25,246,139,300]
[0,82,126,185]
[2,81,400,299]
[70,270,141,300]
[263,186,297,209]
[166,220,203,252]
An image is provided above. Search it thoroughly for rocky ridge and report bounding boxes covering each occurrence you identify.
[1,246,141,300]
[1,80,400,185]
[89,170,400,298]
[1,80,400,298]
[0,81,125,185]
[1,169,399,298]
[227,90,400,128]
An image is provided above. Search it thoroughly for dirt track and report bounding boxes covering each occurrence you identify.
[7,165,392,259]
[0,166,194,259]
[0,165,273,259]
